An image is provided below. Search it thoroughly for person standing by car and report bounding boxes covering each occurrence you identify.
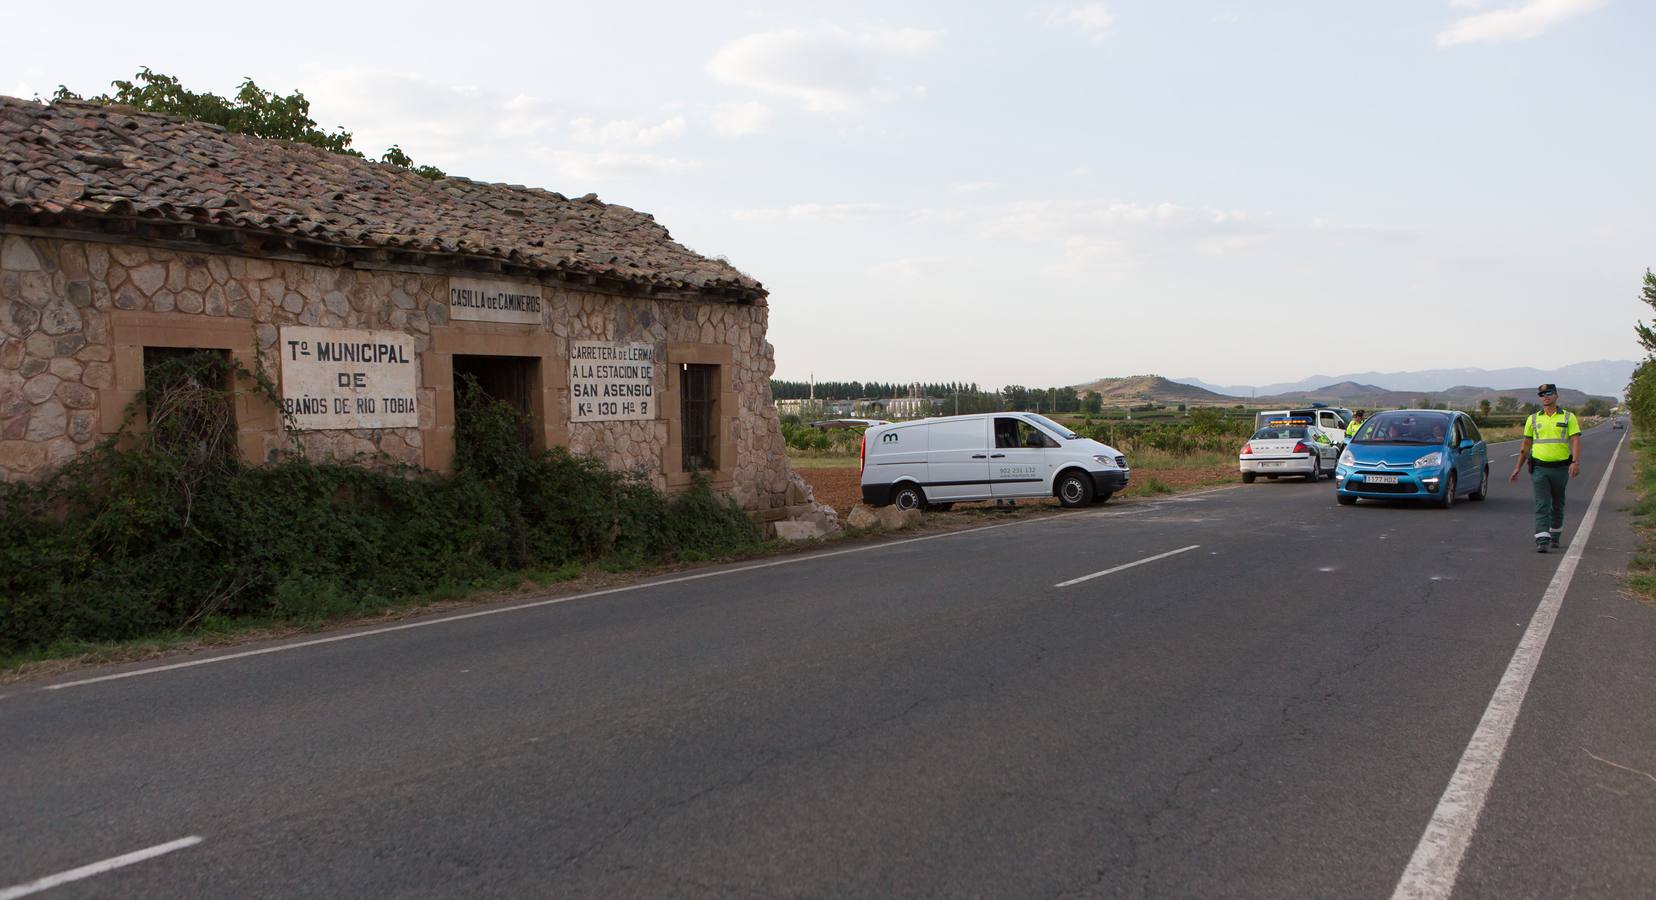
[1508,384,1581,552]
[1345,410,1366,440]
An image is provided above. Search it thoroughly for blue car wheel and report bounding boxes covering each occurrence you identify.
[1468,465,1489,501]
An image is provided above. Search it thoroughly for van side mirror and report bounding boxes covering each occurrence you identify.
[1459,439,1476,450]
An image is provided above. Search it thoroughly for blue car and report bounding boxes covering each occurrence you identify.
[1335,410,1489,507]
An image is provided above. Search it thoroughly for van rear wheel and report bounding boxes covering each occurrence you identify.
[892,484,926,512]
[1056,470,1094,508]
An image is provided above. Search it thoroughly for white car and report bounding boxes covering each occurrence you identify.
[1240,419,1340,483]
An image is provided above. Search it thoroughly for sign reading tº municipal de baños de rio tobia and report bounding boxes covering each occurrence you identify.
[279,327,418,430]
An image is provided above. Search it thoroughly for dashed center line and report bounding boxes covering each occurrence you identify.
[0,836,202,899]
[1053,545,1201,588]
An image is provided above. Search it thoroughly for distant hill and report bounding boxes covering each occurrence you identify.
[1261,383,1612,409]
[1065,373,1617,410]
[1070,375,1239,405]
[1177,359,1637,400]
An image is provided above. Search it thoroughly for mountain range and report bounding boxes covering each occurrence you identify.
[1067,375,1616,409]
[1175,360,1636,400]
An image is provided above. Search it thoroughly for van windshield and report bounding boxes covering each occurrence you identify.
[1024,413,1078,440]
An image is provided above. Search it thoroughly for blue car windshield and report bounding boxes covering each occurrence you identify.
[1353,412,1449,445]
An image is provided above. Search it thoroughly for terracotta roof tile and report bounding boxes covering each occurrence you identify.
[0,96,762,300]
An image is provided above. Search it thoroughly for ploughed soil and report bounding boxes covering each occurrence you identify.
[798,462,1237,517]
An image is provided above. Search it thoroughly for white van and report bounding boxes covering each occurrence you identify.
[860,412,1130,511]
[1253,406,1351,450]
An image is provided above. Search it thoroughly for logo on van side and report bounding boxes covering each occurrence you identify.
[881,433,899,443]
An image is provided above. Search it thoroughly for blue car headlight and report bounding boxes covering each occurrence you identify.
[1414,452,1443,469]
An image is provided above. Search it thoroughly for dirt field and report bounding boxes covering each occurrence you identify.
[798,462,1237,516]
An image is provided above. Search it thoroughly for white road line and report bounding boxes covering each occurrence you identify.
[39,498,1186,693]
[0,836,202,900]
[1053,545,1201,588]
[1391,432,1625,900]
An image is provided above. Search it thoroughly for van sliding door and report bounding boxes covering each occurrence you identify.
[924,418,991,501]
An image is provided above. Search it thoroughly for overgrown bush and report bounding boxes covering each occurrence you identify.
[780,422,862,454]
[0,356,760,656]
[1072,414,1252,455]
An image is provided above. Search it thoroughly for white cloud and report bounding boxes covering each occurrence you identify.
[866,256,954,280]
[969,200,1266,271]
[706,24,941,113]
[1046,4,1116,39]
[302,68,563,157]
[569,115,687,146]
[953,181,997,193]
[296,67,705,186]
[1436,0,1606,47]
[537,149,700,181]
[712,101,772,137]
[729,202,895,221]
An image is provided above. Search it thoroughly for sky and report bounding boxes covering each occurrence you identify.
[7,0,1654,389]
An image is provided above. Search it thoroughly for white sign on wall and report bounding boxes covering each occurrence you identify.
[448,277,544,325]
[279,327,418,430]
[569,341,657,422]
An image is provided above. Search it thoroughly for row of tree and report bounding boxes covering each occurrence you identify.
[1628,271,1656,429]
[770,380,1108,414]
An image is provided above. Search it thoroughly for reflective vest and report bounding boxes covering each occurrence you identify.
[1345,418,1362,438]
[1525,409,1579,462]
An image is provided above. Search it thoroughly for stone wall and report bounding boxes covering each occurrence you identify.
[0,232,834,533]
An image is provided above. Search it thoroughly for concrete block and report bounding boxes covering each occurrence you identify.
[773,520,828,541]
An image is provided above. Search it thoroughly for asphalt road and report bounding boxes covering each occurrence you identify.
[3,424,1653,898]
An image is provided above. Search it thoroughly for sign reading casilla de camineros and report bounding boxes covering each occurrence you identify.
[448,277,544,325]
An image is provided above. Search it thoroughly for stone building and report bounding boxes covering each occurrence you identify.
[0,97,834,536]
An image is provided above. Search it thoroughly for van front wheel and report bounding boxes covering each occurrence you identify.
[1056,471,1094,508]
[892,484,927,512]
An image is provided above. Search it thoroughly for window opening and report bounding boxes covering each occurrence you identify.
[681,363,717,471]
[141,347,236,461]
[453,354,540,447]
[995,417,1055,449]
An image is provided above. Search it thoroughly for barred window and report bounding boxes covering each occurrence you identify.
[681,363,717,471]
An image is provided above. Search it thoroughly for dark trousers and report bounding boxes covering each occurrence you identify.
[1531,464,1569,537]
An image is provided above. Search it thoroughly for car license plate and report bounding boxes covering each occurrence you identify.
[1365,474,1399,484]
[1258,461,1283,468]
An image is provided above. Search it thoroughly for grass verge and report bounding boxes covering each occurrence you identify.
[1624,436,1656,606]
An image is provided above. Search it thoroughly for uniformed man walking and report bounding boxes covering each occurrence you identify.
[1508,384,1581,552]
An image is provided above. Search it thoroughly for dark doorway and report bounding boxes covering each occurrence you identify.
[453,355,540,448]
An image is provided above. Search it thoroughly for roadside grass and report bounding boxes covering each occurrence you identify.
[1480,416,1605,446]
[1624,436,1656,606]
[1479,425,1527,443]
[1120,448,1233,471]
[1125,477,1175,497]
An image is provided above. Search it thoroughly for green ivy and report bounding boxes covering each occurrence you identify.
[0,356,760,656]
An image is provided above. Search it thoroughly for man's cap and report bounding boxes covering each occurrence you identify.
[1355,409,1365,415]
[1537,383,1558,395]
